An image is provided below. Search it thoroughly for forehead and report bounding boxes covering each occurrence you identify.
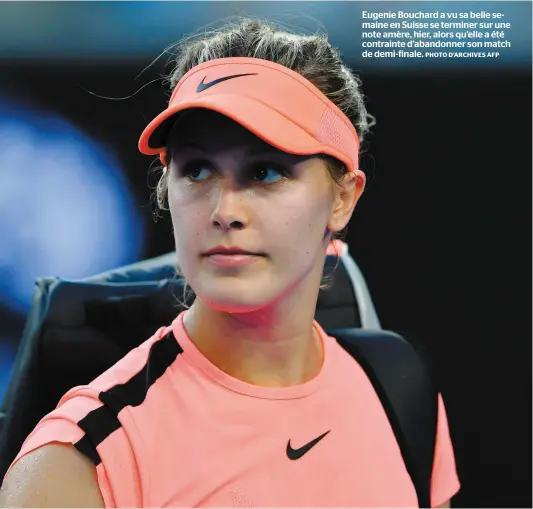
[167,109,283,154]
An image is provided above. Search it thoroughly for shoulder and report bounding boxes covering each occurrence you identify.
[88,324,176,393]
[0,443,104,508]
[2,324,178,508]
[330,329,461,506]
[34,323,176,419]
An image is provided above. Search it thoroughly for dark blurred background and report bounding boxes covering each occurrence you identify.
[0,1,531,507]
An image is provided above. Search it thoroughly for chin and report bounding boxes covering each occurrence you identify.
[192,275,279,314]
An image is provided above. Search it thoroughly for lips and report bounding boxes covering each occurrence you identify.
[202,246,260,256]
[201,246,265,269]
[203,251,263,268]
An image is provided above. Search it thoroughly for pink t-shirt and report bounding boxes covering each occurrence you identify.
[9,311,460,507]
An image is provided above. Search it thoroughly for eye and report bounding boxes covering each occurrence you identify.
[248,163,289,184]
[180,160,213,181]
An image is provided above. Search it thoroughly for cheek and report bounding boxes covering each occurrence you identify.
[262,189,331,260]
[168,186,210,259]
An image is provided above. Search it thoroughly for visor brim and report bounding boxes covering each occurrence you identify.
[138,93,353,170]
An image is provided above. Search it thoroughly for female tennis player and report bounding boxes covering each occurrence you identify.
[0,19,460,508]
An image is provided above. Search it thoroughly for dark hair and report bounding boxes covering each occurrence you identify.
[153,17,374,294]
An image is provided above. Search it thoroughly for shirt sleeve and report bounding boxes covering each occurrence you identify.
[430,393,461,507]
[5,385,142,508]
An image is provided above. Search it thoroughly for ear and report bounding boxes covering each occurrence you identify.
[327,169,366,233]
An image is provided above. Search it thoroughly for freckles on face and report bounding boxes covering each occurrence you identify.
[164,110,338,310]
[168,156,332,274]
[167,181,209,258]
[250,160,333,262]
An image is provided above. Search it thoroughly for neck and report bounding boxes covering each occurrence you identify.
[182,270,324,387]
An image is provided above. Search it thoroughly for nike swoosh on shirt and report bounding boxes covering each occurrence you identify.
[286,430,331,460]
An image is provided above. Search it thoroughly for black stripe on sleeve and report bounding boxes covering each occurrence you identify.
[73,331,183,465]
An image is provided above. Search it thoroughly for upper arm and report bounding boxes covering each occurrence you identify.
[0,443,105,508]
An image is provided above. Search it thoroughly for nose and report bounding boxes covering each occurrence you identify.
[210,181,248,231]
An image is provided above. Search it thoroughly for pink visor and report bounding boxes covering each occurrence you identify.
[138,57,360,171]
